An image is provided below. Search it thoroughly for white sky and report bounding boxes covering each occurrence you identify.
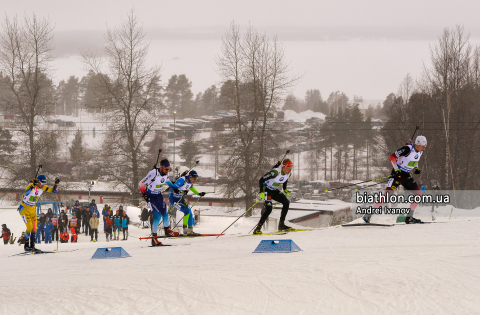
[3,0,480,101]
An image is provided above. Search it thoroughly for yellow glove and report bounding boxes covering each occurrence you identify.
[284,189,290,196]
[260,192,266,200]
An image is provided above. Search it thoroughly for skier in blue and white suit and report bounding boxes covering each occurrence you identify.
[169,170,206,236]
[139,159,178,246]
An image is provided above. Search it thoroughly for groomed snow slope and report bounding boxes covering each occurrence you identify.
[1,206,479,315]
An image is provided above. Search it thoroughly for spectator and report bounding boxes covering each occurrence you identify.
[113,211,121,241]
[72,200,81,216]
[18,232,26,245]
[44,218,54,244]
[2,224,11,245]
[89,213,99,242]
[35,219,43,244]
[70,226,78,243]
[122,212,129,240]
[89,199,96,212]
[84,208,92,236]
[102,204,110,232]
[75,205,82,232]
[46,208,53,220]
[105,215,113,242]
[69,215,79,234]
[39,212,47,241]
[59,210,69,232]
[140,208,149,228]
[118,205,124,219]
[60,229,69,243]
[92,205,100,219]
[419,180,426,193]
[81,206,87,233]
[51,214,59,241]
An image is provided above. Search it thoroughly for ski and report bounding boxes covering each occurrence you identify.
[341,223,394,227]
[10,250,56,257]
[241,228,313,237]
[139,233,224,240]
[396,221,446,225]
[144,243,191,247]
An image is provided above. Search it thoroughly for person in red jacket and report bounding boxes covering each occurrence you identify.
[105,215,113,242]
[60,229,69,243]
[2,224,11,245]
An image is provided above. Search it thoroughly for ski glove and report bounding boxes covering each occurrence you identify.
[260,192,266,200]
[284,189,290,196]
[32,179,39,185]
[394,168,402,178]
[414,167,421,175]
[55,178,61,184]
[142,193,150,202]
[198,192,206,196]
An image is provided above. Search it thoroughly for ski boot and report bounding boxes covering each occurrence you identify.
[29,234,40,252]
[183,225,188,236]
[186,227,201,236]
[405,217,422,224]
[24,237,32,252]
[151,233,162,246]
[362,214,371,223]
[278,221,292,231]
[164,227,179,237]
[253,224,263,235]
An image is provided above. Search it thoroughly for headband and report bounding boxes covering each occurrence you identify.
[283,161,293,168]
[160,162,171,167]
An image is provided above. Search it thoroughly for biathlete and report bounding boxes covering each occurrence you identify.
[363,135,427,224]
[139,159,178,246]
[168,170,206,236]
[18,175,60,251]
[253,159,293,234]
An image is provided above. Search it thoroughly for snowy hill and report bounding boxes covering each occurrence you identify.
[1,203,480,315]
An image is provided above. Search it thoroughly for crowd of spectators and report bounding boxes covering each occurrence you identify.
[7,200,130,246]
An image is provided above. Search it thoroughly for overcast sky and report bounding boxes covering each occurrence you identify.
[3,0,480,101]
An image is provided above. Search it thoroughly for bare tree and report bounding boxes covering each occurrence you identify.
[216,22,299,213]
[81,10,163,195]
[0,14,56,183]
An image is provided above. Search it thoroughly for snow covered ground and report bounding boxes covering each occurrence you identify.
[1,204,480,315]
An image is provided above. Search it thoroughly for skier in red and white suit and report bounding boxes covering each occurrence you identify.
[363,135,427,224]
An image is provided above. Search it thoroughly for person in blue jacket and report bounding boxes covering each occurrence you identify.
[92,205,100,219]
[168,170,206,236]
[35,219,43,244]
[113,211,122,240]
[43,217,54,244]
[419,180,426,193]
[121,212,129,240]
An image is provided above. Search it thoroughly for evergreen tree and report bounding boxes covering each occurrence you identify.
[69,129,85,164]
[178,133,200,167]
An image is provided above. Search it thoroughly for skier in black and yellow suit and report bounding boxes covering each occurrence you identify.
[18,175,59,251]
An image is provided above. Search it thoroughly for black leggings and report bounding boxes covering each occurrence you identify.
[122,227,128,240]
[259,189,290,226]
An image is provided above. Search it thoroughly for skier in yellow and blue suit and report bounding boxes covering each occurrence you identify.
[18,175,60,251]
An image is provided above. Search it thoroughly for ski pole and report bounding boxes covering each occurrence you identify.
[217,199,262,238]
[325,175,393,192]
[353,178,391,190]
[154,149,162,169]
